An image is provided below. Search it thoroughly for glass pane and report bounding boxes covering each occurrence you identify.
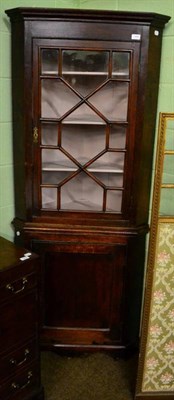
[62,50,109,96]
[162,155,174,184]
[91,172,123,187]
[62,75,108,97]
[159,188,174,216]
[62,50,109,74]
[41,79,80,118]
[112,52,130,78]
[61,172,103,211]
[88,82,129,121]
[165,119,174,151]
[110,125,127,148]
[42,171,72,185]
[42,149,77,171]
[42,187,57,209]
[87,152,124,172]
[63,103,105,125]
[41,49,58,75]
[61,124,106,164]
[106,190,122,212]
[41,124,58,146]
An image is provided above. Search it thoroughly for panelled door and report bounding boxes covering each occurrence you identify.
[32,240,127,346]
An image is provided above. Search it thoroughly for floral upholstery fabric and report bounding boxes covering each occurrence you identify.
[142,222,174,391]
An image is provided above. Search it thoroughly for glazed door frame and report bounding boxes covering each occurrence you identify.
[32,39,140,221]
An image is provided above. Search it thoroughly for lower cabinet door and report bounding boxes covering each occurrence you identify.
[32,240,127,350]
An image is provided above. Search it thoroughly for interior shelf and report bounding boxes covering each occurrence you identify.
[62,120,106,125]
[42,198,121,212]
[60,199,103,211]
[42,163,77,171]
[42,71,128,77]
[63,71,108,76]
[42,163,124,174]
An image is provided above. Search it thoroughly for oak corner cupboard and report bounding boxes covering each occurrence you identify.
[6,7,170,355]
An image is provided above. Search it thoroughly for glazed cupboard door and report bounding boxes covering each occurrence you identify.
[32,39,140,219]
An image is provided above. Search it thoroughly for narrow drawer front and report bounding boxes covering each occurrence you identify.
[0,291,38,353]
[0,272,37,304]
[0,340,38,384]
[0,362,40,400]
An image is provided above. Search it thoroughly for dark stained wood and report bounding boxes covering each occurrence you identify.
[5,8,170,26]
[135,394,174,400]
[5,8,170,356]
[0,237,44,400]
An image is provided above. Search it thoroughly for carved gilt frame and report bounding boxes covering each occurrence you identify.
[135,113,174,399]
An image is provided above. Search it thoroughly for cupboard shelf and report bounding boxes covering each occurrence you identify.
[41,71,129,76]
[42,163,124,173]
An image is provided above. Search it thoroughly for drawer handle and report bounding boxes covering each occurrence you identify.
[11,371,32,391]
[10,348,30,366]
[6,277,28,294]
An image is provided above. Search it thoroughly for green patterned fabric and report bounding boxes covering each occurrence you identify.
[142,222,174,391]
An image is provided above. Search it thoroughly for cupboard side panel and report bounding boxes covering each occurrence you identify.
[11,20,34,223]
[133,26,164,225]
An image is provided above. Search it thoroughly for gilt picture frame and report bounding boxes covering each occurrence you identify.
[136,113,174,398]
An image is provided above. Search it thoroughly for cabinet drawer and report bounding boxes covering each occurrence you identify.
[0,340,38,384]
[0,272,37,305]
[0,362,40,400]
[0,291,38,353]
